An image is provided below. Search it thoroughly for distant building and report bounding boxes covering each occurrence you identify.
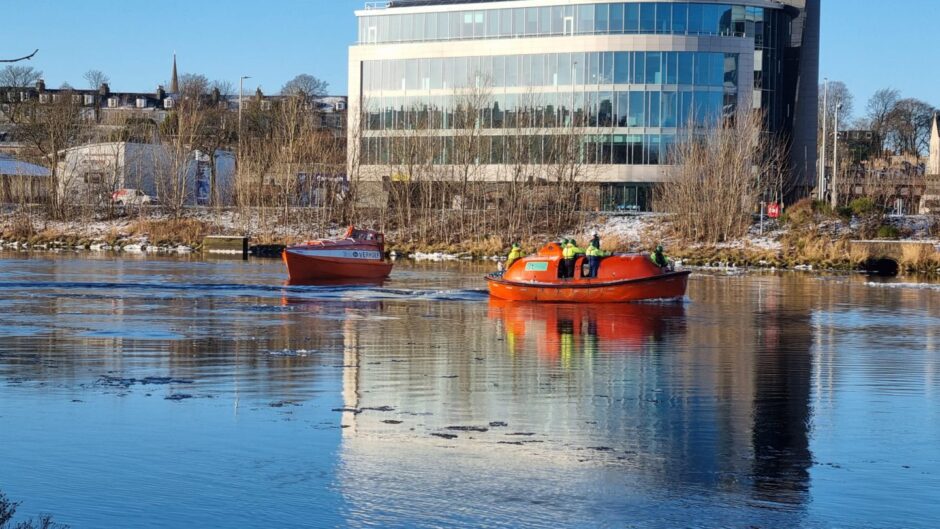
[58,142,236,206]
[348,0,820,210]
[0,154,49,203]
[921,113,940,213]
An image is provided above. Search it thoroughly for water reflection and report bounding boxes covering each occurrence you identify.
[487,299,685,358]
[1,254,938,528]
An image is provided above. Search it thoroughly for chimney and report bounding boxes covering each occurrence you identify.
[99,82,110,97]
[254,87,263,101]
[156,85,166,100]
[36,78,46,92]
[211,87,221,104]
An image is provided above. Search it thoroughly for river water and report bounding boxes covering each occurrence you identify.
[0,252,937,528]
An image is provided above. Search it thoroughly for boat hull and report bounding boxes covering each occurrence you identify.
[486,271,690,303]
[283,249,393,281]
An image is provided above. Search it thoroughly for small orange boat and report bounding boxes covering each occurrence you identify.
[485,242,690,303]
[282,227,393,282]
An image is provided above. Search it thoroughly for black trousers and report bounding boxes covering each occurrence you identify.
[561,258,576,278]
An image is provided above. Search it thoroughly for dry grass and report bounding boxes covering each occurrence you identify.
[899,244,940,271]
[130,218,214,246]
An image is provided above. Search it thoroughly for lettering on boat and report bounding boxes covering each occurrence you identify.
[289,249,383,260]
[524,261,549,272]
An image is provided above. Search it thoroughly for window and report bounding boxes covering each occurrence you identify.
[628,91,644,126]
[672,3,688,34]
[594,4,608,33]
[640,3,656,33]
[577,4,594,34]
[645,52,662,84]
[665,52,678,84]
[500,8,512,36]
[513,8,524,36]
[474,11,484,37]
[678,52,694,85]
[526,8,538,35]
[415,13,425,40]
[662,91,677,127]
[688,3,703,34]
[656,3,671,34]
[647,92,660,127]
[614,52,630,84]
[539,7,551,34]
[610,3,624,34]
[625,3,639,33]
[616,92,629,126]
[551,6,564,34]
[486,10,499,37]
[600,52,613,84]
[632,52,645,84]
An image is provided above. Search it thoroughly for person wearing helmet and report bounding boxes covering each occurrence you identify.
[585,239,609,278]
[506,242,523,270]
[560,238,576,278]
[651,244,670,269]
[590,232,601,250]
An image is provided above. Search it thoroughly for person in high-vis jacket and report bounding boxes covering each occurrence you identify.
[651,245,670,269]
[560,239,575,278]
[585,241,609,278]
[506,243,523,270]
[563,239,584,278]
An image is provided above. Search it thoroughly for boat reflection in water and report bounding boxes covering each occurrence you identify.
[488,298,685,360]
[284,277,387,288]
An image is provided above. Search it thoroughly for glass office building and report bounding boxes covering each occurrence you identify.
[349,0,819,211]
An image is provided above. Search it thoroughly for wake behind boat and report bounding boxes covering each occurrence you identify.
[486,242,689,303]
[282,227,393,281]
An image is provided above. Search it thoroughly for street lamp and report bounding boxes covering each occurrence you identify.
[819,78,829,201]
[831,101,843,209]
[238,75,251,172]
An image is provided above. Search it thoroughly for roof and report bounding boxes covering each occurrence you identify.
[387,0,508,6]
[0,155,50,177]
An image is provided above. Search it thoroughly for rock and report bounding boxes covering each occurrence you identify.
[431,433,458,439]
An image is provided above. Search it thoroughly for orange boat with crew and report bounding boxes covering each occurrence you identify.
[283,227,393,282]
[485,242,689,303]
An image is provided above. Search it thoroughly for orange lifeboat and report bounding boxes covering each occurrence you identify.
[485,242,690,303]
[283,227,393,282]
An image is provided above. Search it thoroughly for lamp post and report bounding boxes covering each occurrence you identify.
[831,101,842,209]
[238,75,251,172]
[819,78,829,201]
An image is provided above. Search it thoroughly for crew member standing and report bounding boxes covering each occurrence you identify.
[585,240,608,278]
[506,243,523,270]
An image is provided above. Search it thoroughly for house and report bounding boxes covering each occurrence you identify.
[0,154,49,203]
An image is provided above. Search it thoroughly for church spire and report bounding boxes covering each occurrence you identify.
[170,53,179,93]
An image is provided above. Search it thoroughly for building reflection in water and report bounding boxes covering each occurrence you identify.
[337,278,816,520]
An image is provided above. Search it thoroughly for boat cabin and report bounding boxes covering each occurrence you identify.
[503,243,663,283]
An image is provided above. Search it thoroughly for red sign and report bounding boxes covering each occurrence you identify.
[767,202,781,219]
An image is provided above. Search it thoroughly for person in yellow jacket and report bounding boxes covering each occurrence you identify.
[562,239,584,278]
[506,243,523,270]
[585,241,609,278]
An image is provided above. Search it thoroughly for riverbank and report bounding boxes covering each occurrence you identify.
[2,208,939,273]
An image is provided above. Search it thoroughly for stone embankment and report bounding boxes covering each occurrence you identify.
[2,209,939,273]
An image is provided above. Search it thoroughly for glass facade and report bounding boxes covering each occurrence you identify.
[359,3,769,44]
[359,51,738,167]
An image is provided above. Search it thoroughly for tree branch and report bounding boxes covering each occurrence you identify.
[0,49,39,63]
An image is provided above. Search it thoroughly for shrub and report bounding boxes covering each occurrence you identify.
[876,224,900,239]
[849,197,878,217]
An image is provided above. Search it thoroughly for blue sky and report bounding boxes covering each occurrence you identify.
[3,0,938,119]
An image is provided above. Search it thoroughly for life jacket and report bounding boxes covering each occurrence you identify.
[562,245,574,259]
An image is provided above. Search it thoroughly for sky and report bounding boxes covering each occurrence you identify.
[3,0,939,121]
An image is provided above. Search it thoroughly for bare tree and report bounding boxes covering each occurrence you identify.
[866,88,900,156]
[0,65,42,87]
[82,69,110,90]
[1,87,87,218]
[281,74,328,101]
[886,98,936,156]
[658,111,787,244]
